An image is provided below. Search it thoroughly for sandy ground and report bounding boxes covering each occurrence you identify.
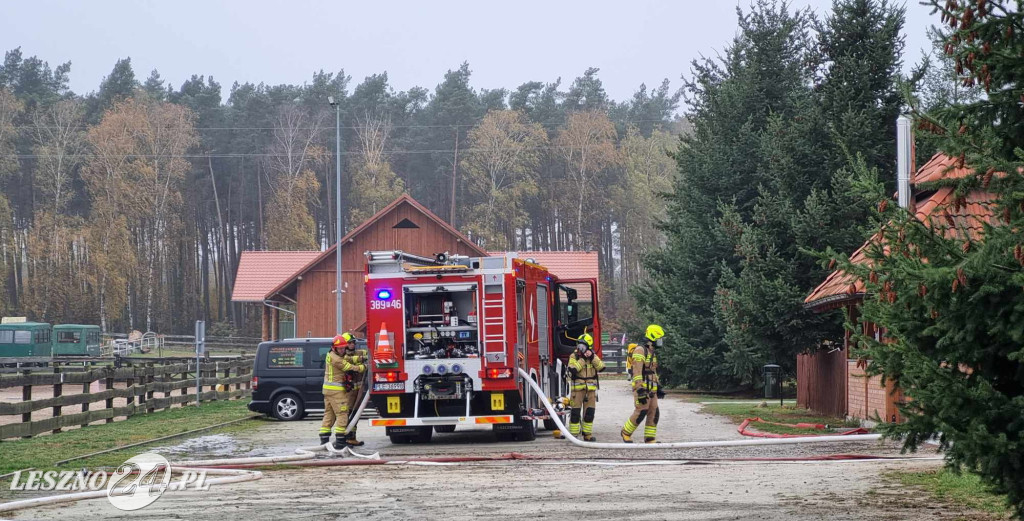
[12,379,982,521]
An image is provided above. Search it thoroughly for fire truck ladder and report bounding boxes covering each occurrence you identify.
[482,275,507,363]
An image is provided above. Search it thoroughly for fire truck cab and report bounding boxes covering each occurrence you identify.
[364,250,600,443]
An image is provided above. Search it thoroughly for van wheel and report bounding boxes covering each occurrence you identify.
[271,393,304,421]
[434,425,456,433]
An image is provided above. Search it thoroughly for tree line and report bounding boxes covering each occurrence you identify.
[0,46,682,336]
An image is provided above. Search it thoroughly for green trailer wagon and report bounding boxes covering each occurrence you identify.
[52,324,102,356]
[0,322,52,357]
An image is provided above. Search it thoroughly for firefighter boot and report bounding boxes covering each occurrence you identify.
[620,430,632,443]
[345,431,365,447]
[319,433,330,445]
[583,434,596,442]
[332,435,347,451]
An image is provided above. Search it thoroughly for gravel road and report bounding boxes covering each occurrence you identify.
[19,379,981,520]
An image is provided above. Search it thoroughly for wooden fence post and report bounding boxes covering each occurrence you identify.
[81,361,92,429]
[21,370,32,438]
[145,362,155,414]
[52,365,63,434]
[162,362,171,411]
[105,368,114,424]
[181,363,190,406]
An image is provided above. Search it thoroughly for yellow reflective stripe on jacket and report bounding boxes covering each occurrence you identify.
[323,384,346,391]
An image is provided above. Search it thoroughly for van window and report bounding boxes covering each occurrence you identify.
[312,346,332,369]
[267,346,304,368]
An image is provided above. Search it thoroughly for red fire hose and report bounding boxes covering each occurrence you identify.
[737,418,870,438]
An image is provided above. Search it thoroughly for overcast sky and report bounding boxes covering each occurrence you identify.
[1,1,938,104]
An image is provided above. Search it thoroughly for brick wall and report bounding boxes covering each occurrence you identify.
[847,360,890,422]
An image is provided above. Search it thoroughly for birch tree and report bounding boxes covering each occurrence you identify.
[556,110,618,249]
[349,111,403,223]
[264,104,325,250]
[461,109,546,249]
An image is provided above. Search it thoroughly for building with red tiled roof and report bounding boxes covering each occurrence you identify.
[233,194,488,340]
[231,251,321,303]
[800,152,999,422]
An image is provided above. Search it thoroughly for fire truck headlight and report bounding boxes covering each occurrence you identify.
[451,363,463,374]
[436,364,448,375]
[422,365,433,375]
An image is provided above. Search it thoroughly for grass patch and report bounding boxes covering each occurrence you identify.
[0,399,262,477]
[889,468,1011,518]
[700,402,860,435]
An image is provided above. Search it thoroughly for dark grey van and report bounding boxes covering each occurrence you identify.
[248,338,365,421]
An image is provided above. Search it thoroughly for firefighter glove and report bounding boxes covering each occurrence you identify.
[656,389,666,399]
[568,366,579,378]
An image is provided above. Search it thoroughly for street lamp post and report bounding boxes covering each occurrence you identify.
[329,96,343,335]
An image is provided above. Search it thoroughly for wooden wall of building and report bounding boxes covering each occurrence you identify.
[293,201,484,338]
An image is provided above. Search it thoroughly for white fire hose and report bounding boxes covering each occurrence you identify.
[518,368,883,449]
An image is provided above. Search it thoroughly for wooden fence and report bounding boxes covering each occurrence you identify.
[0,357,253,439]
[796,349,848,418]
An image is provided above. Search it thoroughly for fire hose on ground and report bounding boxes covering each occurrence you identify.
[517,368,884,449]
[0,369,916,515]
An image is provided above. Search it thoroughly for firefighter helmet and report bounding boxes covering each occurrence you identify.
[645,325,665,342]
[578,333,594,347]
[332,332,353,348]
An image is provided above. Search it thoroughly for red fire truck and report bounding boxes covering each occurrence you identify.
[364,250,601,443]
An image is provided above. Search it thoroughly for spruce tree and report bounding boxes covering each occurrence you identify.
[829,0,1024,514]
[637,0,816,388]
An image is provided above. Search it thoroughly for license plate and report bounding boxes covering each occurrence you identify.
[374,382,405,391]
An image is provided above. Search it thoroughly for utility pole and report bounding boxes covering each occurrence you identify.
[329,97,343,335]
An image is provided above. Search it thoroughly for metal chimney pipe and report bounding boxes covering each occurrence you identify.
[896,115,913,209]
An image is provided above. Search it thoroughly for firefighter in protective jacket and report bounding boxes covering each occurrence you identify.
[564,333,605,441]
[621,325,665,443]
[320,333,367,448]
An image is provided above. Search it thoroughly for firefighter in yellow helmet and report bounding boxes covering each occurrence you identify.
[560,333,605,441]
[319,332,367,448]
[621,325,665,443]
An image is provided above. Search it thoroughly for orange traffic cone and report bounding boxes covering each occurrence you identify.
[374,322,397,368]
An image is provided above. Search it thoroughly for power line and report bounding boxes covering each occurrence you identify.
[3,143,630,159]
[10,118,682,132]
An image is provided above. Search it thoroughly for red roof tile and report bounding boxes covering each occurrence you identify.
[231,251,321,302]
[805,152,999,310]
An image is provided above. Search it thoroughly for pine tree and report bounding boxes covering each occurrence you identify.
[829,0,1024,514]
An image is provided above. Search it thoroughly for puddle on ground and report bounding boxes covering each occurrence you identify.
[150,434,253,458]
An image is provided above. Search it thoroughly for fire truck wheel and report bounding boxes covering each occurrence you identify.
[388,433,412,444]
[515,420,537,441]
[542,419,558,431]
[412,426,433,443]
[434,425,457,433]
[494,431,516,442]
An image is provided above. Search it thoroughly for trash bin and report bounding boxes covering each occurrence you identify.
[763,364,781,399]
